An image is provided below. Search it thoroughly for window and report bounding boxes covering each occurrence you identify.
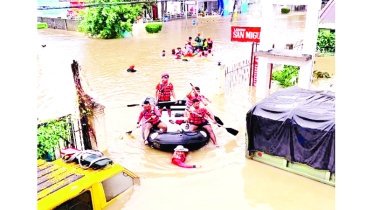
[54,190,93,210]
[102,172,134,202]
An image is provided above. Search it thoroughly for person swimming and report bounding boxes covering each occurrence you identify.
[175,47,183,59]
[127,65,137,72]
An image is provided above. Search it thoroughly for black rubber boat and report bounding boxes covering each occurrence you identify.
[141,96,210,152]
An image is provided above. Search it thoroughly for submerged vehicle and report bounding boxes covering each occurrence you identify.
[37,148,140,210]
[141,96,210,152]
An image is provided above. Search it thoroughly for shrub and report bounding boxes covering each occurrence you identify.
[317,30,335,54]
[272,65,299,87]
[145,23,163,33]
[281,8,291,14]
[313,70,331,79]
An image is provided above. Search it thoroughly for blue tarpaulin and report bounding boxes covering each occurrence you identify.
[218,0,224,15]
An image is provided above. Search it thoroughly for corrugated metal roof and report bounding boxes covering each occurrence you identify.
[319,0,335,24]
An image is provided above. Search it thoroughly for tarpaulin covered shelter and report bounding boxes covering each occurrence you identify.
[246,86,335,174]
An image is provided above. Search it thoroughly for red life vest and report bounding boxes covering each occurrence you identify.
[207,39,213,49]
[188,108,207,125]
[141,108,160,124]
[172,151,186,162]
[187,94,203,107]
[156,82,173,101]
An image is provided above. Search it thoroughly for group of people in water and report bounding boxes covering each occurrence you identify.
[135,72,218,168]
[161,32,214,59]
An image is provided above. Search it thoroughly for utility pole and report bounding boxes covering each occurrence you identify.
[196,0,198,26]
[185,0,188,27]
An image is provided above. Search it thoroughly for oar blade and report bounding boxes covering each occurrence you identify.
[127,104,140,107]
[225,127,239,136]
[157,100,186,106]
[214,116,224,125]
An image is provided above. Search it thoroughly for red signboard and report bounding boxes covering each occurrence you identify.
[231,26,261,43]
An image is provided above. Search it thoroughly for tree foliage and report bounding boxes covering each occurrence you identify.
[272,65,300,87]
[272,65,332,87]
[317,30,335,54]
[78,0,143,39]
[37,117,71,160]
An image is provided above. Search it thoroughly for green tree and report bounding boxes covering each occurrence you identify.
[78,0,143,39]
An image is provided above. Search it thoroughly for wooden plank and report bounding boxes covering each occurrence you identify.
[37,165,60,178]
[37,162,53,172]
[38,174,84,201]
[37,168,72,192]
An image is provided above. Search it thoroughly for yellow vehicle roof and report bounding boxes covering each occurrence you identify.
[37,158,139,210]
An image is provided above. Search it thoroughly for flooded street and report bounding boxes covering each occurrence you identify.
[37,11,335,210]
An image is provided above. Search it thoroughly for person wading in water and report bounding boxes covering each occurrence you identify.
[171,145,201,168]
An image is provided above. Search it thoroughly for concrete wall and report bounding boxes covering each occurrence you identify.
[37,17,80,31]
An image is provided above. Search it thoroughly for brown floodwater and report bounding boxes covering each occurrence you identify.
[37,11,335,210]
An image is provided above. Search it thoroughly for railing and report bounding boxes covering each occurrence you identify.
[220,59,252,94]
[37,114,86,161]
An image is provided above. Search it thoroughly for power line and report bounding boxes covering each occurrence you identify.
[37,0,186,10]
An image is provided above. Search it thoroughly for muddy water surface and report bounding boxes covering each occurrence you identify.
[37,12,335,210]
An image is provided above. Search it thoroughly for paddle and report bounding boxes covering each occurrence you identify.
[127,100,181,107]
[127,96,156,107]
[188,110,239,136]
[218,125,239,136]
[189,83,224,125]
[126,117,152,135]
